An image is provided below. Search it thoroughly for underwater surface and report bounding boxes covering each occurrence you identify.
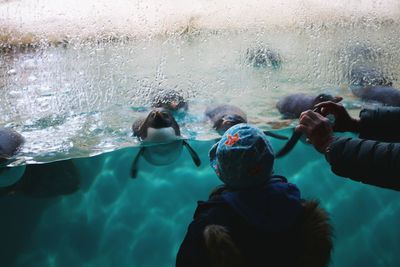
[1,132,400,267]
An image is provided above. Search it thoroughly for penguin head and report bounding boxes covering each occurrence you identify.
[138,108,181,140]
[146,108,176,129]
[151,90,188,112]
[314,94,342,105]
[214,114,247,135]
[0,128,25,160]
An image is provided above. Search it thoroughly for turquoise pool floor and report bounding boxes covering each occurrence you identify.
[1,130,400,267]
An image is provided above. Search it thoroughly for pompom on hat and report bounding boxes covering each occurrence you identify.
[209,123,275,189]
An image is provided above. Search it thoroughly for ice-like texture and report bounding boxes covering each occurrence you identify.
[1,0,400,164]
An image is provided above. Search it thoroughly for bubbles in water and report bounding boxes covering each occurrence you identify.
[0,0,400,164]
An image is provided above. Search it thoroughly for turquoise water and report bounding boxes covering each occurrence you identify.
[1,130,400,267]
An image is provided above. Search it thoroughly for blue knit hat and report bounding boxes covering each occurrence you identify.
[209,123,275,189]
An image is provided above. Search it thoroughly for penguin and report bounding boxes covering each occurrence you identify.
[276,93,343,119]
[0,128,25,189]
[275,100,342,158]
[350,65,392,87]
[205,104,288,140]
[131,108,200,178]
[150,89,188,112]
[351,86,400,107]
[0,127,24,161]
[1,160,80,197]
[205,104,247,135]
[246,47,282,69]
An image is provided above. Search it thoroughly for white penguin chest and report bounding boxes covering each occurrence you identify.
[142,127,183,166]
[144,127,179,143]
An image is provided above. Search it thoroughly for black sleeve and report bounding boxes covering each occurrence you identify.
[359,107,400,142]
[176,216,210,267]
[325,136,400,191]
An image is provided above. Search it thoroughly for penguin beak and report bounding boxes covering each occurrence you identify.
[221,117,235,131]
[169,101,178,110]
[222,117,231,124]
[151,110,161,119]
[332,96,343,103]
[0,153,11,160]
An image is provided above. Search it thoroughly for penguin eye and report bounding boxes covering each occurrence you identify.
[318,95,327,101]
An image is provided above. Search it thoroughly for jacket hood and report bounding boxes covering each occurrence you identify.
[221,176,303,233]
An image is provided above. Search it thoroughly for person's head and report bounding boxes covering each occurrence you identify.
[209,124,275,189]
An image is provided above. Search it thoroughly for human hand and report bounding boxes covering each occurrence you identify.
[295,110,334,153]
[314,101,360,133]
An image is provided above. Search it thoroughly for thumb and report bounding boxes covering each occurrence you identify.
[295,124,304,133]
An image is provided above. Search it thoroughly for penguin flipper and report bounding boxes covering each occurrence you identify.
[183,140,201,167]
[275,130,302,158]
[263,131,289,140]
[131,148,144,178]
[132,118,146,138]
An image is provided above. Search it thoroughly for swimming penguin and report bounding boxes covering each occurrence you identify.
[350,65,392,87]
[0,128,24,161]
[351,86,400,107]
[1,160,80,197]
[337,44,392,86]
[276,94,344,158]
[339,44,383,64]
[205,104,247,134]
[205,104,288,140]
[246,47,282,69]
[0,128,26,188]
[276,93,343,119]
[150,89,188,112]
[131,108,201,178]
[275,100,343,158]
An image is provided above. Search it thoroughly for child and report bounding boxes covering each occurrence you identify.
[176,124,332,267]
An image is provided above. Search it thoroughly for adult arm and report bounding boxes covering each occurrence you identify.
[358,107,400,142]
[325,136,400,191]
[297,109,400,190]
[314,102,400,142]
